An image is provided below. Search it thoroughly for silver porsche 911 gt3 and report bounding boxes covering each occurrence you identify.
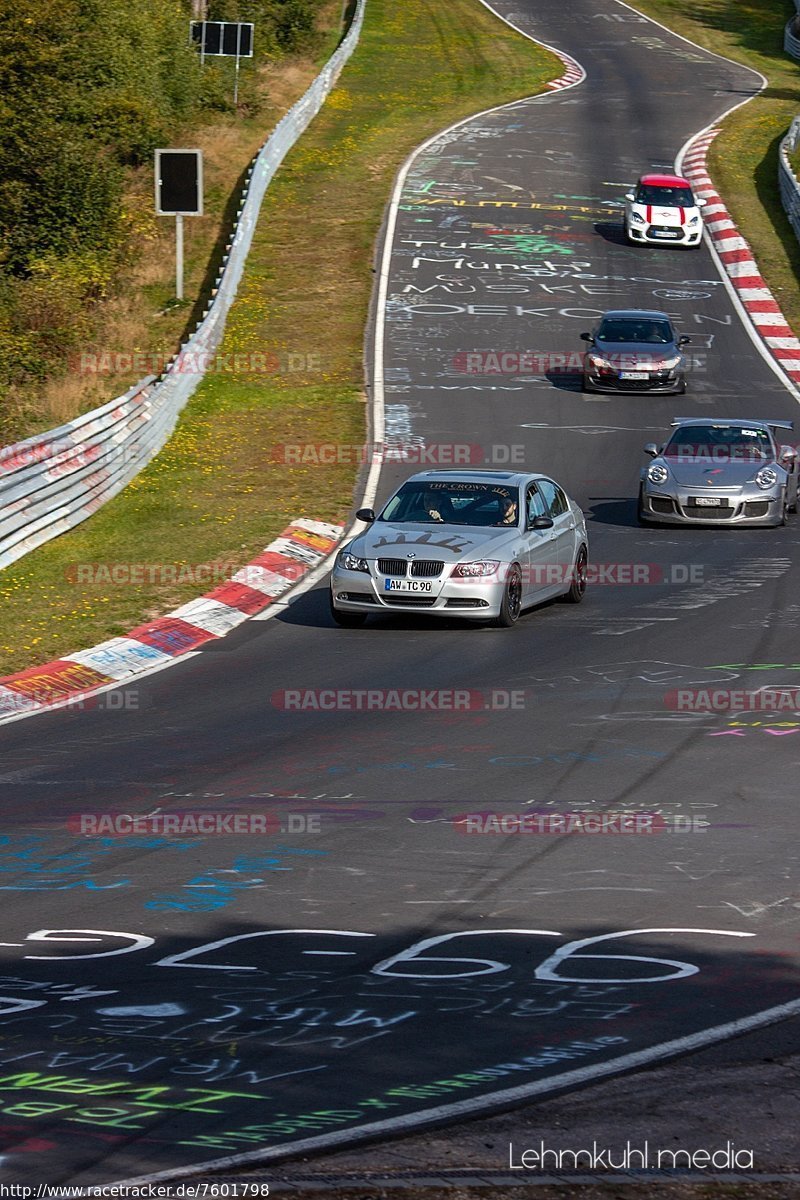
[330,470,588,627]
[638,417,798,527]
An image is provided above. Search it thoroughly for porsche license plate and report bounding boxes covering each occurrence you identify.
[384,579,433,593]
[694,497,723,507]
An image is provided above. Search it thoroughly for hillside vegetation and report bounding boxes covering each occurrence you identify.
[0,0,323,440]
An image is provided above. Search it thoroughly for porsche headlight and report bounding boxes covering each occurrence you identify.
[631,212,645,224]
[338,550,369,572]
[452,560,500,578]
[647,463,670,485]
[755,467,778,491]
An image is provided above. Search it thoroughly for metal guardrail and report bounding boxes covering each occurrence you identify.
[0,0,366,572]
[778,118,800,247]
[785,13,800,60]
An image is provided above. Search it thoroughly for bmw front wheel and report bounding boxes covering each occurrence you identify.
[496,564,523,627]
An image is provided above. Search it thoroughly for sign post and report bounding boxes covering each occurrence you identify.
[190,21,254,106]
[175,214,184,299]
[154,150,204,301]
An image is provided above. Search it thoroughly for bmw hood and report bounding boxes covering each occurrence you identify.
[353,523,515,563]
[662,459,771,488]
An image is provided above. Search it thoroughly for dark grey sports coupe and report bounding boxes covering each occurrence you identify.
[639,417,798,527]
[581,309,690,394]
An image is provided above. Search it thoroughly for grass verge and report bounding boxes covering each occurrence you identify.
[0,0,559,675]
[629,0,800,334]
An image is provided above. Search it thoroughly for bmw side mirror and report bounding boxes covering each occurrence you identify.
[624,192,635,202]
[678,335,691,345]
[356,507,375,523]
[531,515,554,530]
[644,443,659,458]
[579,332,592,342]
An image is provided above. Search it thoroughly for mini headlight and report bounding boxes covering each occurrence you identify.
[647,463,669,485]
[755,467,778,490]
[631,212,645,224]
[339,550,369,572]
[452,560,500,578]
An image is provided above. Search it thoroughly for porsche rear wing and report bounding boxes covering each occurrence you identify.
[670,417,794,431]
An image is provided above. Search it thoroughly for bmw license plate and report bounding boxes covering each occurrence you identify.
[694,497,723,506]
[620,371,649,380]
[385,579,433,593]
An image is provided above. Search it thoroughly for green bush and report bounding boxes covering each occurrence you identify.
[0,0,328,415]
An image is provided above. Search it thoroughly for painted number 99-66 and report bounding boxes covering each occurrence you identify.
[2,926,754,986]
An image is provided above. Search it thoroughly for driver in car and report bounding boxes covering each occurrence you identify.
[421,490,449,522]
[500,497,518,525]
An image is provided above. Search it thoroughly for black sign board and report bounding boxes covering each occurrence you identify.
[154,149,203,216]
[190,21,254,57]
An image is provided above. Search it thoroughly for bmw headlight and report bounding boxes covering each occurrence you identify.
[452,560,500,578]
[339,550,369,572]
[755,467,778,491]
[647,463,670,485]
[631,212,645,224]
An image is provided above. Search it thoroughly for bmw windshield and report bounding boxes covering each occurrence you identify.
[379,481,520,527]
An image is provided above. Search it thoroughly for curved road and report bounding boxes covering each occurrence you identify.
[0,0,798,1185]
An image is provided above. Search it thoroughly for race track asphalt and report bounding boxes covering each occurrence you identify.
[0,0,798,1185]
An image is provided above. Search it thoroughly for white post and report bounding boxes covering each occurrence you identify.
[175,214,184,300]
[234,25,241,106]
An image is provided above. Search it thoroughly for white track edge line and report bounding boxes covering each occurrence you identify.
[113,994,800,1186]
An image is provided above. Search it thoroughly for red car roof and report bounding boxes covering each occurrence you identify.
[639,173,691,188]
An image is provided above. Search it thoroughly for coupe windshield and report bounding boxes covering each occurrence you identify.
[380,481,520,527]
[597,318,673,344]
[664,425,772,461]
[635,186,694,207]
